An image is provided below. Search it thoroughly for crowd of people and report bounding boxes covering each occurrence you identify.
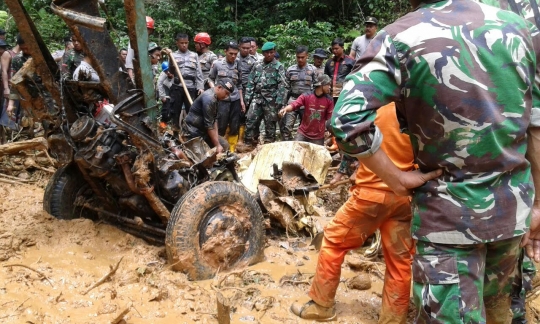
[2,0,540,322]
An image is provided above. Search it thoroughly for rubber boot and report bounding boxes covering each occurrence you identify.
[227,134,238,153]
[224,126,230,138]
[237,125,246,146]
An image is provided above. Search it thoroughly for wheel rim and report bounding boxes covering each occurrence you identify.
[199,204,251,269]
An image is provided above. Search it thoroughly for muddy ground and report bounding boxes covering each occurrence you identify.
[1,169,540,323]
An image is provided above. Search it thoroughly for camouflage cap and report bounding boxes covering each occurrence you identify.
[217,77,235,93]
[261,42,276,51]
[314,74,331,87]
[148,42,161,53]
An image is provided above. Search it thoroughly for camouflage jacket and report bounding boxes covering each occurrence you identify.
[244,59,287,106]
[330,0,540,244]
[208,58,242,101]
[198,51,218,84]
[8,52,31,99]
[61,49,84,78]
[284,64,316,100]
[310,63,325,79]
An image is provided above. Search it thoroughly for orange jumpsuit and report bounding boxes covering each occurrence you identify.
[309,102,415,323]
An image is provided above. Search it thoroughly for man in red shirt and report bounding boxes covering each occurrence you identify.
[278,74,333,145]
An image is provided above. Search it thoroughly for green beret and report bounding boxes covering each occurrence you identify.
[261,42,276,51]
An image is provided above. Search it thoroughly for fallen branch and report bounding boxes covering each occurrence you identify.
[3,263,53,287]
[82,256,124,295]
[0,137,48,157]
[110,303,131,324]
[319,179,350,190]
[0,297,31,320]
[0,177,29,186]
[0,173,35,182]
[279,280,310,286]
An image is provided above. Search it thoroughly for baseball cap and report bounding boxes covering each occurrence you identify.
[365,16,378,25]
[314,74,331,87]
[217,77,235,93]
[313,48,328,59]
[0,39,8,48]
[0,29,6,35]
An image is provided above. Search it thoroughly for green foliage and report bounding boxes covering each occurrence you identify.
[265,20,335,66]
[1,0,412,66]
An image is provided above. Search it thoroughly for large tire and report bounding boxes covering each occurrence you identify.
[165,181,265,280]
[43,164,96,220]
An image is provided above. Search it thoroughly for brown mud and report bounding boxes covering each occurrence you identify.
[0,171,539,323]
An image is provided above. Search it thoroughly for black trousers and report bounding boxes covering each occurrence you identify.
[167,85,198,128]
[217,99,241,136]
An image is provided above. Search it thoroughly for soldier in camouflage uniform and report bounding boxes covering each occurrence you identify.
[61,34,84,79]
[236,42,286,151]
[208,41,244,151]
[172,33,204,116]
[194,32,217,89]
[311,48,327,79]
[328,0,540,323]
[477,3,539,322]
[236,37,257,148]
[5,37,30,128]
[279,45,316,141]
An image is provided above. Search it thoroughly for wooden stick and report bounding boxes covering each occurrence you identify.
[0,173,35,182]
[161,48,193,105]
[82,256,124,295]
[216,292,231,324]
[319,179,350,190]
[279,280,310,286]
[3,264,53,287]
[110,303,131,324]
[0,137,48,157]
[0,177,29,186]
[328,166,339,171]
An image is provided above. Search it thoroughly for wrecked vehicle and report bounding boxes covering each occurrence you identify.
[5,0,332,280]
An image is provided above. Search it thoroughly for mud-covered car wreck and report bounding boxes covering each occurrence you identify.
[4,0,332,280]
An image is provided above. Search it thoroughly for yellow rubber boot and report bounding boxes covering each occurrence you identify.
[224,126,230,138]
[227,134,239,153]
[237,125,246,145]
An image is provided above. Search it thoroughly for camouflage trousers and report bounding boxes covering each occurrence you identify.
[244,100,278,144]
[278,96,303,141]
[413,236,523,324]
[511,251,536,324]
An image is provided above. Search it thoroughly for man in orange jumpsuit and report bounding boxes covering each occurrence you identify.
[291,102,415,322]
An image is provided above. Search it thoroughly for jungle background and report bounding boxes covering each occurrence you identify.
[0,0,410,66]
